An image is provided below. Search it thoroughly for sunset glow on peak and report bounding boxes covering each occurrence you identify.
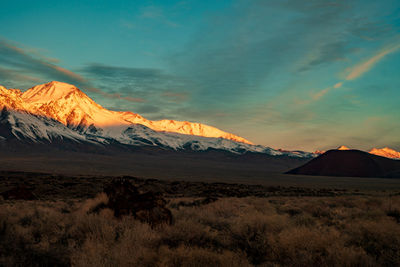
[369,147,400,159]
[1,82,253,144]
[3,3,400,266]
[0,0,399,152]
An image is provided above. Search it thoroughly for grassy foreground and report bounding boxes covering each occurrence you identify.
[1,192,400,266]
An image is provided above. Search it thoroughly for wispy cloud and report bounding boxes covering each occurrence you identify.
[167,0,391,109]
[311,42,400,101]
[0,66,41,85]
[0,39,87,86]
[311,82,343,101]
[312,87,331,101]
[333,82,343,89]
[345,43,400,80]
[82,63,190,117]
[0,39,145,104]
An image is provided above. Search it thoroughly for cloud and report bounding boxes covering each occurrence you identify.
[82,63,187,95]
[83,64,166,81]
[333,82,343,89]
[0,39,146,104]
[312,87,331,101]
[82,63,191,118]
[312,82,342,100]
[345,43,400,80]
[1,1,399,151]
[151,0,400,146]
[297,41,355,72]
[166,0,391,110]
[0,39,87,86]
[311,42,400,102]
[0,66,41,87]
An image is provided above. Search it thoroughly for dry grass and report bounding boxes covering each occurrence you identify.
[1,194,400,266]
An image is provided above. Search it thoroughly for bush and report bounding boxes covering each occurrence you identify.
[1,195,400,266]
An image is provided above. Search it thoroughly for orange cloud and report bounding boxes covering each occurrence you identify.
[333,82,343,88]
[1,39,145,104]
[51,65,87,83]
[312,87,331,101]
[311,43,400,102]
[0,39,87,84]
[346,44,400,80]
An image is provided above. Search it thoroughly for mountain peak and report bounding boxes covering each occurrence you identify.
[369,147,400,159]
[1,82,255,145]
[47,81,70,86]
[337,145,350,150]
[22,81,81,103]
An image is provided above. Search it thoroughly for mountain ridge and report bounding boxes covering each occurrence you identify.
[0,81,314,158]
[16,81,252,144]
[314,146,400,159]
[369,147,400,159]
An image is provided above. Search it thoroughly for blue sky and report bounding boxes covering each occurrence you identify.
[1,0,400,151]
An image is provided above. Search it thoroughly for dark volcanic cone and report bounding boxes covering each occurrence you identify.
[286,149,400,178]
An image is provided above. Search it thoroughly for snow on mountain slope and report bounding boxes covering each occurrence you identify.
[0,108,90,143]
[119,124,271,153]
[0,81,315,157]
[0,86,26,111]
[21,81,252,144]
[0,83,90,143]
[369,147,400,159]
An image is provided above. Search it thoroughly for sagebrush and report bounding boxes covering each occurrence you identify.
[1,194,400,266]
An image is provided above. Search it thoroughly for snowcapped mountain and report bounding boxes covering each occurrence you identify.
[0,84,89,143]
[0,81,314,157]
[369,147,400,159]
[0,108,90,143]
[20,81,252,144]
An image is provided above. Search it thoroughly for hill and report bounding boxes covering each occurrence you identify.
[286,149,400,178]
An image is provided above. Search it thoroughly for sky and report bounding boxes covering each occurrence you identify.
[1,0,400,151]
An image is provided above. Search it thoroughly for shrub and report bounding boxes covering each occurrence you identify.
[1,194,400,266]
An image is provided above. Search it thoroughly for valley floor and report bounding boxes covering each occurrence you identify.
[1,172,400,266]
[2,149,400,190]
